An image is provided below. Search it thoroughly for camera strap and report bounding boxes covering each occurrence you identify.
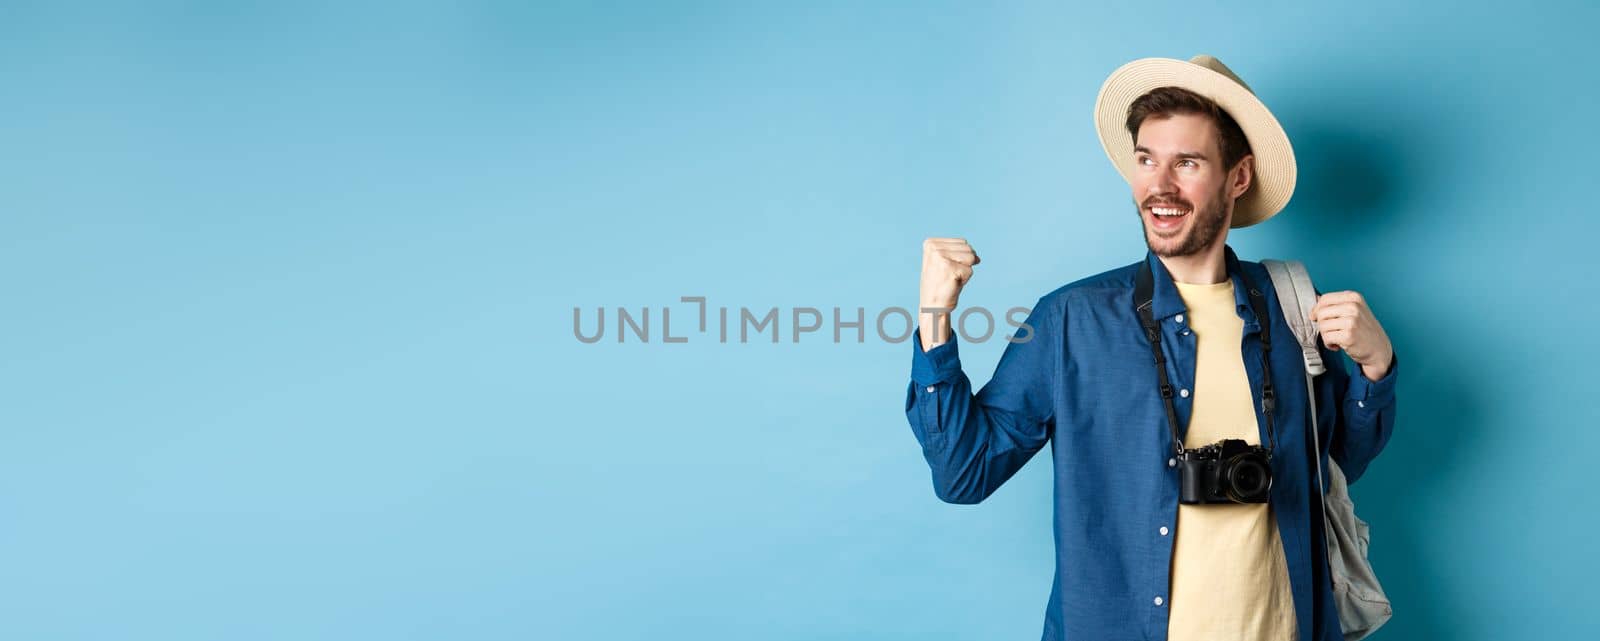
[1134,259,1278,456]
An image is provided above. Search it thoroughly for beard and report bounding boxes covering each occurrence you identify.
[1137,181,1231,258]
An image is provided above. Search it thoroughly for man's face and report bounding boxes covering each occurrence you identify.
[1129,113,1247,258]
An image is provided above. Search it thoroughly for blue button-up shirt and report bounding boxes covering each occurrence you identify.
[905,245,1397,641]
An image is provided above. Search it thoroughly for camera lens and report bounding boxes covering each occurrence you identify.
[1223,454,1272,503]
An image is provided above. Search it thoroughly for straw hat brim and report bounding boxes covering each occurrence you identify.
[1094,57,1296,228]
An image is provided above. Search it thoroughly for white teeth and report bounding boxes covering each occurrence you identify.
[1153,207,1189,217]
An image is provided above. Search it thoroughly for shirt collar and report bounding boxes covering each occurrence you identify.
[1142,244,1261,331]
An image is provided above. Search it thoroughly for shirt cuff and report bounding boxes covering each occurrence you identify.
[1347,351,1399,407]
[910,327,962,386]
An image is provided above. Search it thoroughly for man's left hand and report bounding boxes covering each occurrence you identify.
[1310,291,1394,382]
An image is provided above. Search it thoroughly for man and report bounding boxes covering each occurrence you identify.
[904,55,1397,641]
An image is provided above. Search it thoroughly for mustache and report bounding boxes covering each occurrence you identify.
[1142,197,1192,209]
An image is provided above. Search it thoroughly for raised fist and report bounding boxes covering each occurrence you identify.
[919,237,980,350]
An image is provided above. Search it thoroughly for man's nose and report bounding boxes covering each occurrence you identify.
[1147,166,1178,197]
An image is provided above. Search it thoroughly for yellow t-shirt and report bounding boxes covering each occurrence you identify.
[1166,279,1297,641]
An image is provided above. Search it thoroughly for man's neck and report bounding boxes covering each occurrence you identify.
[1157,241,1229,285]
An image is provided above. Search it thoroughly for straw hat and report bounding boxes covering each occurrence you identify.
[1093,55,1296,227]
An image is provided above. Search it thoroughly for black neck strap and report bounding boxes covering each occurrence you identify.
[1134,259,1278,456]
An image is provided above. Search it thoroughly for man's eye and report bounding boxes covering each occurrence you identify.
[1179,160,1197,168]
[1138,157,1153,166]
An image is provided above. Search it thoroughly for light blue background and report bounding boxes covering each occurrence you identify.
[2,1,1594,639]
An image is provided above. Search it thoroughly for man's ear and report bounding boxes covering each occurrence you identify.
[1229,154,1255,200]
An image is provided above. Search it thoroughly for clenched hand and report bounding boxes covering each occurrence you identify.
[919,237,980,351]
[1310,290,1394,382]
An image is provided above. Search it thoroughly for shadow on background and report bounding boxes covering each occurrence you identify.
[1279,120,1481,641]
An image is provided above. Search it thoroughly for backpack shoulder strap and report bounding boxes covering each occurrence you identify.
[1263,258,1332,488]
[1261,259,1326,377]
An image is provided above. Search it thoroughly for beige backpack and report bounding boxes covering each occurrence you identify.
[1262,259,1394,641]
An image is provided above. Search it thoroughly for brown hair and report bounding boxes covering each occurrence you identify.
[1125,86,1252,170]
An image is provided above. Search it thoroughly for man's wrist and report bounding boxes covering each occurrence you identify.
[919,304,955,351]
[1360,352,1394,382]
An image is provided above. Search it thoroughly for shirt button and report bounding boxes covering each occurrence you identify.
[1181,329,1191,336]
[1160,526,1170,536]
[1179,388,1190,398]
[926,385,937,393]
[1154,596,1164,606]
[1168,458,1176,468]
[1174,314,1184,323]
[1357,400,1366,408]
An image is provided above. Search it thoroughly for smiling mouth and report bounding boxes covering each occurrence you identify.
[1145,204,1191,234]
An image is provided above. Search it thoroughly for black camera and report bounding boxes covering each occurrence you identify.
[1177,439,1273,504]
